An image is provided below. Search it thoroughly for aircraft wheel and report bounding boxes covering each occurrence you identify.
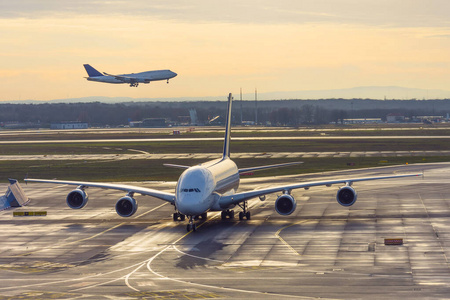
[187,223,196,232]
[201,212,207,220]
[221,211,227,220]
[228,210,234,219]
[246,211,251,220]
[239,212,244,220]
[173,213,178,221]
[180,214,186,221]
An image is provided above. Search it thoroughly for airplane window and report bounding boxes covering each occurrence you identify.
[181,188,201,193]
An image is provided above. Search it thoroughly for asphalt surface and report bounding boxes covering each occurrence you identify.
[0,135,450,144]
[0,163,449,299]
[1,150,450,162]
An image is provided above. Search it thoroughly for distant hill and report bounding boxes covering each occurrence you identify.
[4,86,450,104]
[258,86,450,101]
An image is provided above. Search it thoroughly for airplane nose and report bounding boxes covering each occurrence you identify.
[176,194,209,216]
[171,71,177,78]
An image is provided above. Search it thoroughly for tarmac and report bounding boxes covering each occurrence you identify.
[0,163,449,299]
[1,150,450,161]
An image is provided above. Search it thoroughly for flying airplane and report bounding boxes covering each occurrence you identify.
[25,93,421,232]
[83,64,177,87]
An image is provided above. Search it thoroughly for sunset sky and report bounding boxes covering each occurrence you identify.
[1,1,450,101]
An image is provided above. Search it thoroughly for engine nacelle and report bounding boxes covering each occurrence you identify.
[66,189,88,209]
[275,194,297,215]
[336,186,357,206]
[115,196,138,217]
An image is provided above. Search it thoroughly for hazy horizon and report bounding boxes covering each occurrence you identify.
[1,1,450,101]
[4,86,450,103]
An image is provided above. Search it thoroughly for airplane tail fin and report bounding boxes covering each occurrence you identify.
[83,64,103,77]
[222,93,233,160]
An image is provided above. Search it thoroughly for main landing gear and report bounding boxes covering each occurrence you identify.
[194,212,208,221]
[173,212,185,221]
[221,203,251,221]
[129,82,139,87]
[238,200,251,220]
[221,204,251,221]
[221,209,234,220]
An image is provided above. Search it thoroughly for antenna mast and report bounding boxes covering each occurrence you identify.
[255,88,258,125]
[240,88,243,124]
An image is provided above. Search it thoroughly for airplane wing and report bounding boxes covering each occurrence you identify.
[239,162,303,173]
[219,173,422,208]
[162,161,303,172]
[103,72,138,83]
[24,178,176,204]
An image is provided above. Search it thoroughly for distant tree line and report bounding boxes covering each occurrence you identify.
[0,99,449,127]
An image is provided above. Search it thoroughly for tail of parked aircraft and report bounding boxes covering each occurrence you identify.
[83,64,103,77]
[0,179,29,211]
[222,93,233,160]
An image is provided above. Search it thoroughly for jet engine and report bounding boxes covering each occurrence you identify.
[275,194,297,215]
[66,189,88,209]
[336,186,357,206]
[115,196,138,217]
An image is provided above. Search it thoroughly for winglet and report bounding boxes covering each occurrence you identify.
[222,93,233,159]
[83,64,103,77]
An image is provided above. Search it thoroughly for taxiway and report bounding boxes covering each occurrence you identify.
[0,163,449,299]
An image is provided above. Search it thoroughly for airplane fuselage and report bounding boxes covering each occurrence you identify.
[175,158,239,216]
[87,69,177,84]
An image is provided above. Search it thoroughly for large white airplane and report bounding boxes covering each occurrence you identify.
[25,94,421,232]
[83,64,177,87]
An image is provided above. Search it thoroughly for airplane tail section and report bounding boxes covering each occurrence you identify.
[0,179,29,211]
[222,93,233,160]
[83,64,103,77]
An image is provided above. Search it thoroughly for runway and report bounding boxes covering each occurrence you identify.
[0,135,449,144]
[0,163,449,299]
[1,150,450,161]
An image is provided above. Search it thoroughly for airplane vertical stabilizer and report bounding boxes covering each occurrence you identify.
[83,64,104,77]
[222,93,233,159]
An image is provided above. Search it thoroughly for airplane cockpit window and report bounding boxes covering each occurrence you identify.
[181,188,201,193]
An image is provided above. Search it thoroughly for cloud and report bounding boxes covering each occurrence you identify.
[2,0,450,28]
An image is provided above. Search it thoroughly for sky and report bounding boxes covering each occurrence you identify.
[1,0,450,101]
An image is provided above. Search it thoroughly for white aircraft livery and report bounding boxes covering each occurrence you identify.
[83,64,177,87]
[25,94,422,232]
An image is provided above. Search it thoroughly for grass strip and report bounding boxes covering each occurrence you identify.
[0,138,449,155]
[1,156,446,182]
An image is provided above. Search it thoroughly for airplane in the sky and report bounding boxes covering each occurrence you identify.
[83,64,177,87]
[25,93,421,232]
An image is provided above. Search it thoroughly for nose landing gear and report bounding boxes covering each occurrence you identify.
[187,216,197,232]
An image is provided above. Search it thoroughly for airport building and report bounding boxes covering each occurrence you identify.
[130,118,167,128]
[50,122,88,129]
[386,113,405,123]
